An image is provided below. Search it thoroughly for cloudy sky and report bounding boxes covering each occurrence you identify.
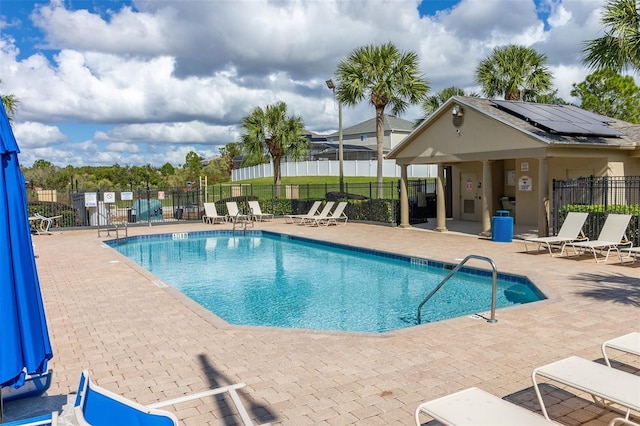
[0,0,611,168]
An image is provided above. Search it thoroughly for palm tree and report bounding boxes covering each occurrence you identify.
[583,0,640,72]
[1,80,19,122]
[240,101,308,197]
[335,42,429,198]
[418,87,479,125]
[474,44,553,101]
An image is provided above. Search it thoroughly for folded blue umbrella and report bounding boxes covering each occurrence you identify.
[0,101,53,393]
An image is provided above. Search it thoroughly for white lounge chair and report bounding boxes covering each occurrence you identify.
[303,202,346,227]
[285,201,322,224]
[308,201,348,227]
[532,355,640,421]
[568,213,632,263]
[226,202,250,223]
[621,246,640,264]
[248,201,274,221]
[202,202,226,224]
[414,387,554,426]
[34,213,62,235]
[297,202,334,226]
[523,212,589,256]
[602,332,640,367]
[73,370,269,426]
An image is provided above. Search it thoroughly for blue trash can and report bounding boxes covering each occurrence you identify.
[492,210,513,242]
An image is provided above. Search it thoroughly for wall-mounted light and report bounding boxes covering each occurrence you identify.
[452,104,464,117]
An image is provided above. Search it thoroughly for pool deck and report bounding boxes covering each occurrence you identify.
[22,219,639,425]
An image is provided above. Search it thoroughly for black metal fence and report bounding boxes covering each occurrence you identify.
[552,176,640,246]
[29,176,640,245]
[27,181,439,230]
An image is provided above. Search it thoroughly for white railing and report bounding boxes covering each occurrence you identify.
[232,160,436,181]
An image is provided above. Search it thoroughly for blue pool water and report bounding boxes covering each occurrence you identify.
[107,231,544,333]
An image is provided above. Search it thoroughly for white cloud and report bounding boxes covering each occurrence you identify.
[13,121,67,148]
[98,121,240,145]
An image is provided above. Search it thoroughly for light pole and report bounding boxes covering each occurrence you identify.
[146,177,151,227]
[326,79,344,193]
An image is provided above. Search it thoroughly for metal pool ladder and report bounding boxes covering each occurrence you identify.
[231,211,252,235]
[416,254,498,324]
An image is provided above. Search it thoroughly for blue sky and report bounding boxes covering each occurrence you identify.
[0,0,608,167]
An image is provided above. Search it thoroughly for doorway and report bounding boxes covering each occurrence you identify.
[460,172,480,221]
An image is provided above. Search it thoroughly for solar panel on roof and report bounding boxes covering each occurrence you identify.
[534,120,587,134]
[572,123,622,136]
[563,104,615,123]
[492,100,622,137]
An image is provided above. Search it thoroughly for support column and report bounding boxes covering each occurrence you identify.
[538,157,549,237]
[435,164,448,232]
[398,164,410,228]
[480,160,492,237]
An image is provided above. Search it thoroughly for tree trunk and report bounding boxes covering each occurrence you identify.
[273,157,282,198]
[506,89,521,101]
[376,106,385,199]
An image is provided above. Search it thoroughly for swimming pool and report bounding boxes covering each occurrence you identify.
[107,231,545,333]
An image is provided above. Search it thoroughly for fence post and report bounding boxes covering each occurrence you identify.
[603,176,608,211]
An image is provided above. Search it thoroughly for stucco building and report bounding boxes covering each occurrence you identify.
[387,96,640,236]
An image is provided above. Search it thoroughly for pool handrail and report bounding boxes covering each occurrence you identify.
[416,254,498,324]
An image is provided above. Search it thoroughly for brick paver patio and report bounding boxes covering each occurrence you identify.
[28,219,639,425]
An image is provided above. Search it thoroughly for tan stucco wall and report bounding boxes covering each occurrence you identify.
[513,159,540,226]
[391,107,547,164]
[548,157,606,180]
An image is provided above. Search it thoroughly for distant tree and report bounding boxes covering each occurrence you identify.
[23,159,58,189]
[583,0,640,72]
[241,101,308,196]
[203,157,231,183]
[571,68,640,123]
[475,44,554,101]
[183,151,203,184]
[49,165,76,191]
[336,42,429,198]
[160,162,175,177]
[219,142,243,172]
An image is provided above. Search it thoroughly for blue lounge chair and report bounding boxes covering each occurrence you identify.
[73,370,267,425]
[1,412,57,426]
[1,371,53,402]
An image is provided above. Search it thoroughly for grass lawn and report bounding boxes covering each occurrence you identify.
[232,176,403,185]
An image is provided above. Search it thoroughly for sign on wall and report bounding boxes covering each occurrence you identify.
[518,175,532,191]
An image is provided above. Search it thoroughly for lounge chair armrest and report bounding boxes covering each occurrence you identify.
[609,418,640,426]
[147,382,247,408]
[148,382,266,426]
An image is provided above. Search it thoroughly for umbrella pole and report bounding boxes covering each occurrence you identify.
[1,386,3,422]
